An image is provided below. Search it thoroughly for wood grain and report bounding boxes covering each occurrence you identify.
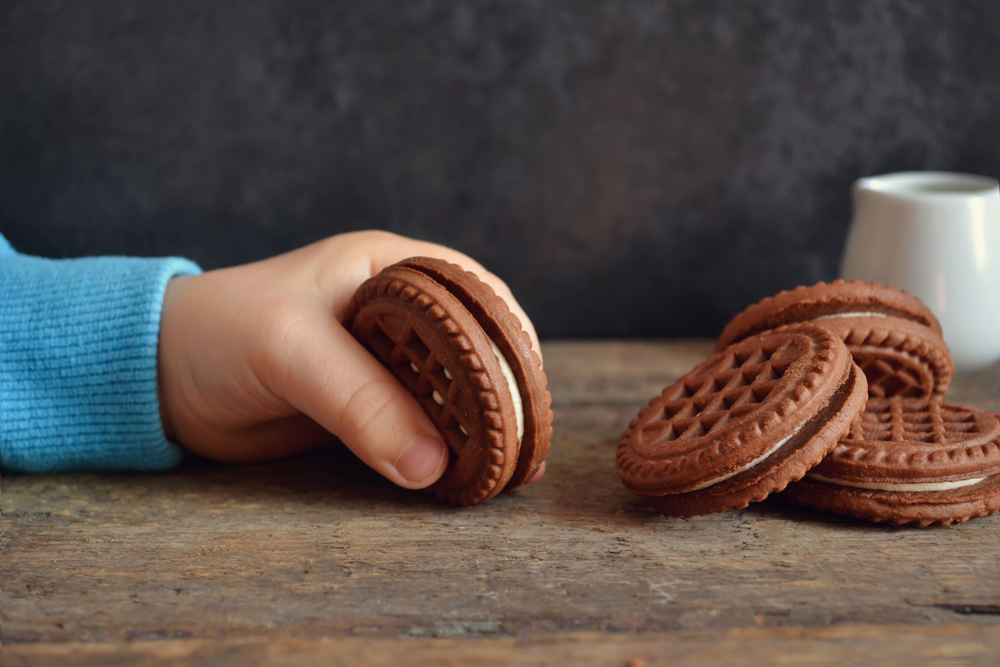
[7,624,1000,667]
[3,341,1000,663]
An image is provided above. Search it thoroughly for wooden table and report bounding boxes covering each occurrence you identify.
[4,341,1000,666]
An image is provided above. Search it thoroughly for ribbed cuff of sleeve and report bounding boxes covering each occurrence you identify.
[0,252,202,473]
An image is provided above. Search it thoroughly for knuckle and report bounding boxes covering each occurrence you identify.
[341,229,400,249]
[363,229,400,243]
[338,378,399,441]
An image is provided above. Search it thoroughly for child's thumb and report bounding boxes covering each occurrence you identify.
[276,316,449,489]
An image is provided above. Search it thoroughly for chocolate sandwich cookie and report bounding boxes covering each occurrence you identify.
[783,397,1000,526]
[343,257,552,506]
[717,281,953,398]
[617,322,868,517]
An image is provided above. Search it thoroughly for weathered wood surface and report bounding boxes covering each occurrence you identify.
[7,624,1000,667]
[4,340,1000,664]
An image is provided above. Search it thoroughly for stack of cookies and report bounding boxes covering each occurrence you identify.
[616,281,1000,527]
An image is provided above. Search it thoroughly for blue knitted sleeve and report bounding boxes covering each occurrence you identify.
[0,234,202,472]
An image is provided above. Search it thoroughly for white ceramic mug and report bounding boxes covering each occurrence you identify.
[841,171,1000,374]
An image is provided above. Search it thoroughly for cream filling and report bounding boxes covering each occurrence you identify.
[689,424,803,491]
[417,339,524,442]
[807,473,985,493]
[813,311,889,321]
[488,336,524,442]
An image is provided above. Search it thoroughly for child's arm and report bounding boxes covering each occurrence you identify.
[0,234,201,472]
[1,231,542,489]
[157,230,542,489]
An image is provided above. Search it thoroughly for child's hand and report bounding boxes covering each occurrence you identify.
[156,231,543,489]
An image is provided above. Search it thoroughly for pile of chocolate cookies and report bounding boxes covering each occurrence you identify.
[616,281,1000,527]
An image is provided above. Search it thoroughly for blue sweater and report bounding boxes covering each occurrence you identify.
[0,234,201,472]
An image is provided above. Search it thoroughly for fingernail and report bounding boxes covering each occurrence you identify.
[525,461,546,484]
[395,434,447,484]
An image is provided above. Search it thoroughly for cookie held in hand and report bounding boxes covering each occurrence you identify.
[717,280,953,398]
[343,257,552,506]
[782,397,1000,527]
[617,323,868,517]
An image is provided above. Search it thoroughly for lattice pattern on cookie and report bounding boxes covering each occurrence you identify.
[618,324,851,496]
[844,399,976,445]
[347,274,511,506]
[635,338,801,447]
[821,398,1000,478]
[373,313,473,453]
[856,355,928,398]
[396,256,552,492]
[838,325,952,398]
[618,324,856,498]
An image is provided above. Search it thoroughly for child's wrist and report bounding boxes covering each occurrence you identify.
[157,275,189,442]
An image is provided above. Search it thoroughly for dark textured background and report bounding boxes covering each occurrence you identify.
[3,1,1000,338]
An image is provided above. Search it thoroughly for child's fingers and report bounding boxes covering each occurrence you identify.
[374,238,544,362]
[310,231,544,363]
[524,461,546,484]
[201,414,336,464]
[272,312,449,490]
